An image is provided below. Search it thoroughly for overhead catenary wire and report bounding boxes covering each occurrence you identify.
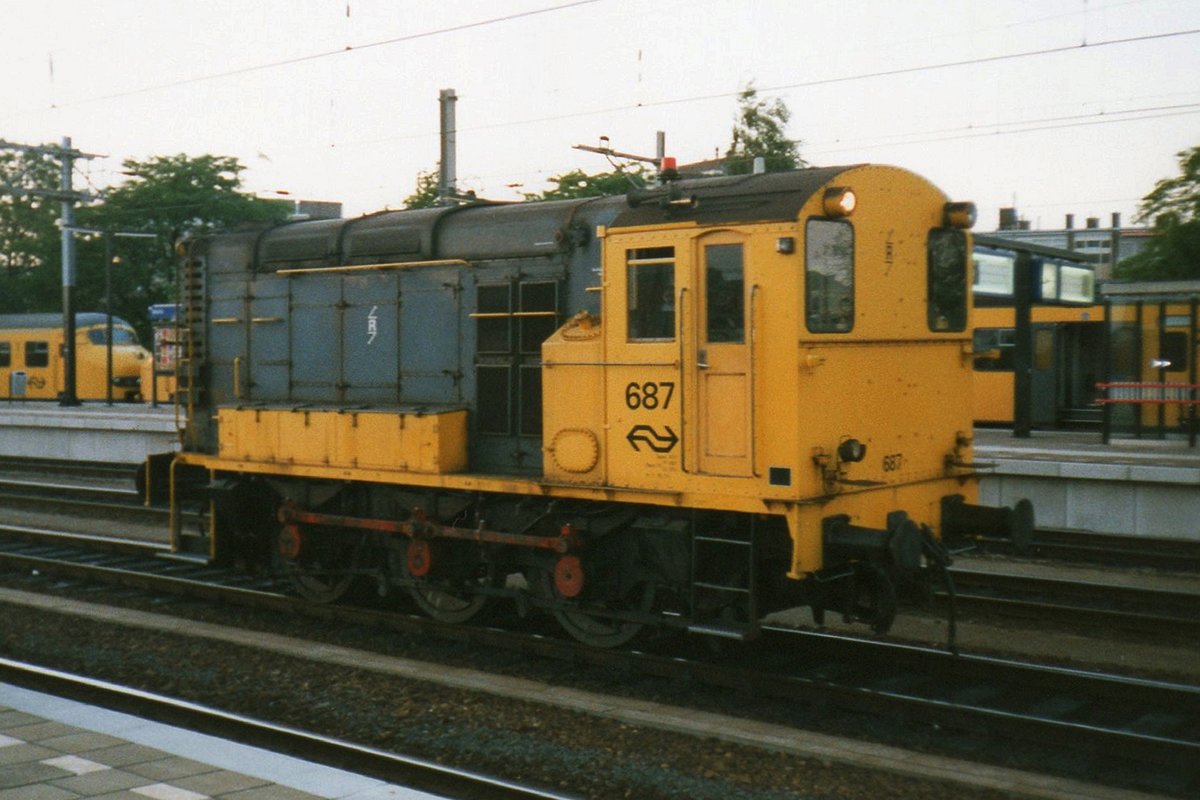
[0,1,602,119]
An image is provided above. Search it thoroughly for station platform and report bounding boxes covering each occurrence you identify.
[974,428,1200,539]
[0,683,438,799]
[0,403,180,465]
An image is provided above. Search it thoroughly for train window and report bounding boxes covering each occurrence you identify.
[519,281,559,354]
[476,284,512,354]
[972,328,1015,371]
[24,341,49,368]
[973,250,1015,297]
[1058,265,1095,304]
[1034,329,1054,370]
[519,364,543,435]
[805,220,854,333]
[927,230,968,332]
[476,365,511,435]
[705,243,744,343]
[627,247,675,341]
[86,327,138,345]
[1159,331,1188,372]
[1111,325,1139,378]
[0,342,8,368]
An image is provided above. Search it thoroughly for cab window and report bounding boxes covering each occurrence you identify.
[927,229,968,332]
[805,219,854,333]
[87,327,138,345]
[25,341,49,368]
[0,342,9,368]
[627,247,675,341]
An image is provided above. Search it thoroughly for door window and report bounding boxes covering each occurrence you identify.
[705,243,744,343]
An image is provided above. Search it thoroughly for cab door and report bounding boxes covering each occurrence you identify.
[694,233,752,476]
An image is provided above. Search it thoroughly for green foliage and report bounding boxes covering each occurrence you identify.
[1115,145,1200,281]
[1137,145,1200,226]
[523,168,641,201]
[0,147,66,312]
[70,153,288,338]
[724,84,805,175]
[403,168,442,209]
[86,153,289,239]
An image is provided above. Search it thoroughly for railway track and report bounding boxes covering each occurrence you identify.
[941,565,1200,638]
[976,527,1200,572]
[0,526,1197,796]
[0,657,570,800]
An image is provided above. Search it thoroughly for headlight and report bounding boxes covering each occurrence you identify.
[823,187,856,217]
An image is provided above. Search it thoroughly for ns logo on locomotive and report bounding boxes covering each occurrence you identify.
[153,163,1032,647]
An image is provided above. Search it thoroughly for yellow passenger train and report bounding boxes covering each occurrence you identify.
[970,240,1197,434]
[0,313,150,402]
[159,164,1031,646]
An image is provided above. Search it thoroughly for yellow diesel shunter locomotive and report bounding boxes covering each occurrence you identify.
[165,164,1029,646]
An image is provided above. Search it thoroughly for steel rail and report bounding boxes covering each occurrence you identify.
[0,657,573,800]
[0,455,137,478]
[976,527,1200,572]
[1,528,1198,784]
[940,567,1200,637]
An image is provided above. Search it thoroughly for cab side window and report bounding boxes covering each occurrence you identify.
[805,219,854,333]
[627,247,675,341]
[927,229,968,332]
[0,342,9,368]
[25,341,49,368]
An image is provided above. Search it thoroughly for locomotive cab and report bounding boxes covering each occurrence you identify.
[542,165,1026,635]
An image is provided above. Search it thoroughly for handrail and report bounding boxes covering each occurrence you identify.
[1094,382,1200,405]
[677,286,689,474]
[750,284,760,478]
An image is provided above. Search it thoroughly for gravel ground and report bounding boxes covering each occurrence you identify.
[0,572,1039,800]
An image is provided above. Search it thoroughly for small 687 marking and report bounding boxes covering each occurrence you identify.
[882,453,904,472]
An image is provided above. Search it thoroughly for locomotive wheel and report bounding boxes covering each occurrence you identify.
[278,529,365,604]
[533,568,655,648]
[391,542,492,625]
[408,582,491,624]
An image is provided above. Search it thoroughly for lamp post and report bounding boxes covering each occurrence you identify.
[104,232,121,405]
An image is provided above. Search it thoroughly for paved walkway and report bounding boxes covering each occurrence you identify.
[0,683,438,800]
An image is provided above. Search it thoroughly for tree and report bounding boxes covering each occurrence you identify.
[724,83,805,175]
[402,168,442,209]
[77,153,290,337]
[0,147,69,313]
[1115,145,1200,281]
[523,167,642,201]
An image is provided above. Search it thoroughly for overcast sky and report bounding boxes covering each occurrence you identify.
[3,0,1197,232]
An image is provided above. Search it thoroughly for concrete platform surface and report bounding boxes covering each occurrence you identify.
[0,683,442,799]
[0,403,181,464]
[974,428,1200,538]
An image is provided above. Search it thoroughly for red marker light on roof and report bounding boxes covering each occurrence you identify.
[661,156,677,171]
